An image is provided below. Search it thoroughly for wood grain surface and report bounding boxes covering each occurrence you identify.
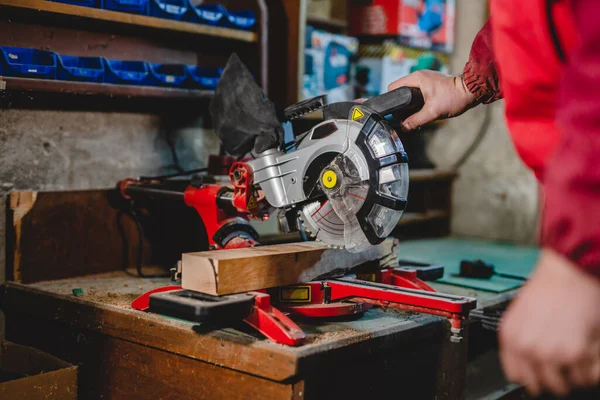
[5,316,300,400]
[7,189,207,283]
[2,78,214,99]
[182,240,396,295]
[0,341,78,400]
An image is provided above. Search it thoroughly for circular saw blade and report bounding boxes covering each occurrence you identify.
[320,152,372,253]
[299,200,346,248]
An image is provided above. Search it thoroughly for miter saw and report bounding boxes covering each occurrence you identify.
[120,54,420,251]
[119,55,477,345]
[216,53,422,252]
[230,84,417,252]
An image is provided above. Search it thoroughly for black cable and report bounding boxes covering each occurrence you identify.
[116,201,169,278]
[138,167,209,181]
[451,105,493,170]
[128,206,170,278]
[115,210,131,272]
[167,138,185,173]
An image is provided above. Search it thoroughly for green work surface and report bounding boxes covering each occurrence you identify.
[397,237,540,292]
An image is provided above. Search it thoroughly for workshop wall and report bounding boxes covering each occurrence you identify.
[0,109,220,335]
[427,0,539,245]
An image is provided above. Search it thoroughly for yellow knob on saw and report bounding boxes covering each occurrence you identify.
[322,169,337,189]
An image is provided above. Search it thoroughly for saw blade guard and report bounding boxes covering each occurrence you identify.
[320,148,371,252]
[320,118,409,252]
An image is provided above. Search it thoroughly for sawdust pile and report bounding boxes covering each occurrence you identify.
[80,291,139,308]
[304,328,360,345]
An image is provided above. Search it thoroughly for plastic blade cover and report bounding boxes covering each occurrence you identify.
[320,144,372,253]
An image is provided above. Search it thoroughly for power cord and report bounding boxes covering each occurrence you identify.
[138,167,209,181]
[166,132,185,173]
[116,201,170,278]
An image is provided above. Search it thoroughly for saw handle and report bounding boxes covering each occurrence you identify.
[363,86,424,119]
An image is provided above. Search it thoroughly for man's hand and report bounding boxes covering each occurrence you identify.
[387,70,478,131]
[499,249,600,397]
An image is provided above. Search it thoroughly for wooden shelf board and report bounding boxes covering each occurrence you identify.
[306,16,348,30]
[0,0,257,43]
[1,77,214,99]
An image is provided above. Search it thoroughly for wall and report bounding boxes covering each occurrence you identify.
[427,0,539,244]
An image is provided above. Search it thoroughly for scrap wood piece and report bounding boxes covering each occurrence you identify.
[9,192,38,282]
[182,240,396,296]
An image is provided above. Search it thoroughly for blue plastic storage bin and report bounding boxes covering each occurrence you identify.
[186,66,222,90]
[57,54,104,83]
[0,47,57,80]
[48,0,102,8]
[149,0,187,20]
[187,2,225,26]
[103,59,149,85]
[225,10,256,31]
[104,0,148,15]
[148,63,187,87]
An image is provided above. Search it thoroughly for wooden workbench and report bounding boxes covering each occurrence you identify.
[1,270,471,399]
[2,183,515,399]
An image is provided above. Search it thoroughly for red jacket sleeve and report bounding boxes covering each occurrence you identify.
[542,0,600,276]
[462,20,503,104]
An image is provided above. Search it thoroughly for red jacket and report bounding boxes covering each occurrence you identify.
[462,0,600,276]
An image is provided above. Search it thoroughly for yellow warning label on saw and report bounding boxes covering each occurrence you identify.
[352,108,365,121]
[247,195,257,209]
[279,286,311,302]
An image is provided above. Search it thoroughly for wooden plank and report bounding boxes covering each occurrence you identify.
[0,0,257,43]
[8,191,36,283]
[182,240,396,295]
[5,315,299,400]
[3,77,214,100]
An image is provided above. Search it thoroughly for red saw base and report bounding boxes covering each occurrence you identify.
[132,267,476,346]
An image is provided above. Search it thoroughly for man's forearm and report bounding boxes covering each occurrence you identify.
[462,20,503,104]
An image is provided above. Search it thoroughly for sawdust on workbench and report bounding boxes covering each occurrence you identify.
[303,328,360,345]
[28,268,171,310]
[79,290,139,309]
[380,308,419,318]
